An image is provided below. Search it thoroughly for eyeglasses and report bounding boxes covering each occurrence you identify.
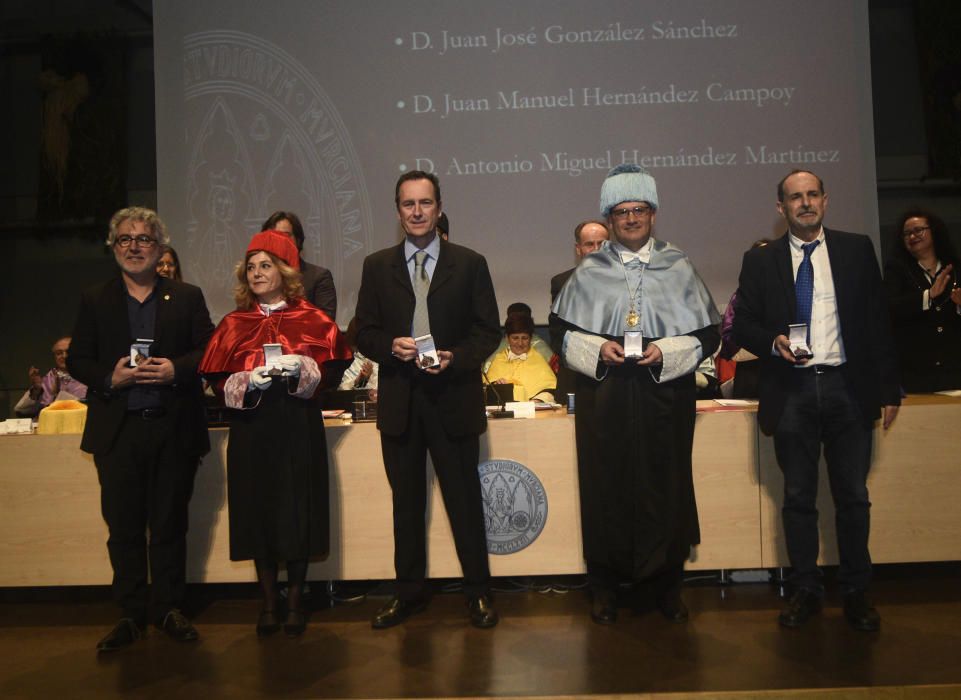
[157,261,177,269]
[611,205,653,220]
[902,226,930,239]
[115,234,158,248]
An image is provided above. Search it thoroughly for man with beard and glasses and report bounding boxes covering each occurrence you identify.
[734,170,900,631]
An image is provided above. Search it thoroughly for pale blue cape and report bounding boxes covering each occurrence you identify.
[551,239,721,337]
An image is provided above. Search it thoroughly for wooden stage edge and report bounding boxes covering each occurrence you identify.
[0,395,959,586]
[437,688,961,700]
[438,688,961,700]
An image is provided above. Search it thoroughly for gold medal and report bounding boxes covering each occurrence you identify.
[626,309,639,327]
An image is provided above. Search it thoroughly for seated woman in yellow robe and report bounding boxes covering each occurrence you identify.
[486,312,557,402]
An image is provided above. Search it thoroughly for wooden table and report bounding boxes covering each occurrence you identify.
[1,397,958,586]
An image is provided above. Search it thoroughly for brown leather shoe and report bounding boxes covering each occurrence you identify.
[778,589,822,628]
[467,595,499,628]
[371,597,427,629]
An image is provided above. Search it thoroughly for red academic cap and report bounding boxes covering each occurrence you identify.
[246,230,300,270]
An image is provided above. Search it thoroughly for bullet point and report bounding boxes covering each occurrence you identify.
[397,101,405,109]
[394,37,403,46]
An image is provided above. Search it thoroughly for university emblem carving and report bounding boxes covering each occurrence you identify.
[181,30,372,320]
[479,459,548,554]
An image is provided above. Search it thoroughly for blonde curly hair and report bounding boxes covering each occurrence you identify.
[233,250,305,310]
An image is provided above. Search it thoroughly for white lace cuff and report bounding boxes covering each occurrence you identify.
[562,331,607,381]
[225,371,261,410]
[650,335,703,383]
[289,356,322,398]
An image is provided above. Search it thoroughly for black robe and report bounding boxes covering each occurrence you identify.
[551,319,718,580]
[225,380,329,562]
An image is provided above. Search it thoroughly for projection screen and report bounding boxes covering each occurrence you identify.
[154,0,878,325]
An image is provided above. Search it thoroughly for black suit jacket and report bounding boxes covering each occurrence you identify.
[355,240,500,437]
[67,275,215,456]
[733,228,900,435]
[883,255,961,392]
[300,259,337,320]
[550,267,575,304]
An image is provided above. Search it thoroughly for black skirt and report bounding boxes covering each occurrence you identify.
[226,380,330,561]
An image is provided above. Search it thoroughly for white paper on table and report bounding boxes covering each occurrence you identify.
[504,401,536,419]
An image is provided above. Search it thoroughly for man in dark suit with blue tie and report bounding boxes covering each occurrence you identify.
[734,170,900,632]
[355,171,501,629]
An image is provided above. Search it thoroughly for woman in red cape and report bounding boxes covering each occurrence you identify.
[199,230,350,637]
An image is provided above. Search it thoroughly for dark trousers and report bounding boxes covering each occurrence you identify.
[379,382,490,600]
[94,411,198,625]
[773,368,873,595]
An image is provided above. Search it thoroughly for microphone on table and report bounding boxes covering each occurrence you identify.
[482,368,513,419]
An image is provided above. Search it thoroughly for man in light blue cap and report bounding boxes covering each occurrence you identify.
[550,164,720,625]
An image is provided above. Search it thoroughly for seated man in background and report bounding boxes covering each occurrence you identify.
[551,221,611,399]
[486,312,557,402]
[14,336,88,417]
[550,219,611,303]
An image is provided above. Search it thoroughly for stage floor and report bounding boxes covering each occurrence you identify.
[1,565,959,699]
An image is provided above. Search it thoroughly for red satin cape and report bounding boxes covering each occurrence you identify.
[199,298,351,374]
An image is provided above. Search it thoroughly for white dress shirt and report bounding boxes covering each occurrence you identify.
[789,228,845,366]
[404,233,440,284]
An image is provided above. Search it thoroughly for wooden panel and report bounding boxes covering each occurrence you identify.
[2,397,957,587]
[690,409,763,569]
[759,396,961,567]
[0,435,109,585]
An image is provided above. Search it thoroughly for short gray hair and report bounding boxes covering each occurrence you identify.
[106,206,170,246]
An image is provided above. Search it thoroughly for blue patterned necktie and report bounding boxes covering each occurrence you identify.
[795,240,820,332]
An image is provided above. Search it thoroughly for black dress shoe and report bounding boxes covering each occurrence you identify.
[96,618,143,653]
[467,595,499,628]
[843,591,881,632]
[157,609,199,642]
[778,589,823,628]
[284,609,307,637]
[656,591,689,623]
[256,609,282,637]
[590,594,617,625]
[371,597,427,629]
